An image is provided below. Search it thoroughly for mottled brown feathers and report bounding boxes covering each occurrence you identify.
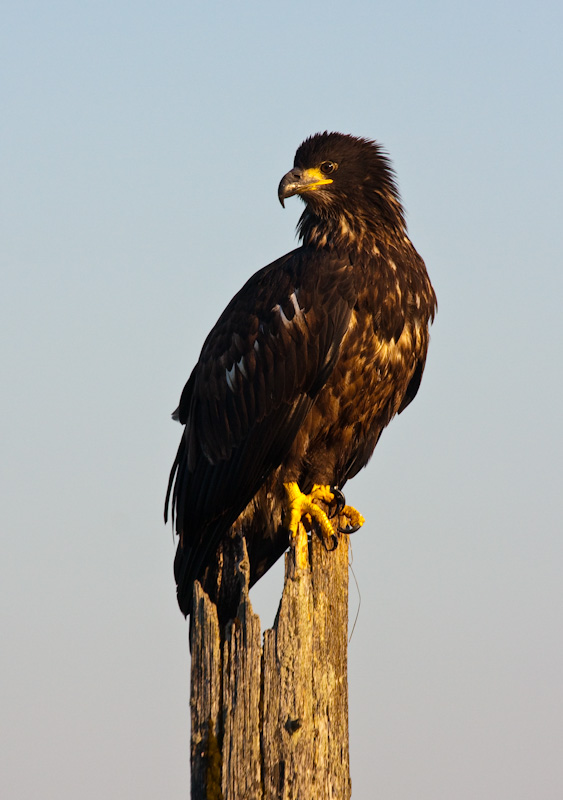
[166,132,436,617]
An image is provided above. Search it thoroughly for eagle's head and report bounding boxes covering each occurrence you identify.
[278,131,406,247]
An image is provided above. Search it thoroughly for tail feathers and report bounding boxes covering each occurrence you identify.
[173,538,196,616]
[164,436,184,525]
[174,523,246,622]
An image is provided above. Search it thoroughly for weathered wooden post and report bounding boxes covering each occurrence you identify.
[189,518,351,800]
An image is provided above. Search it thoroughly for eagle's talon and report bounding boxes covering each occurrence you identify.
[328,486,346,519]
[337,503,365,535]
[338,521,362,534]
[313,525,338,551]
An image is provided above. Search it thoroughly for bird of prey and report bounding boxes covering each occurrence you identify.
[166,132,436,618]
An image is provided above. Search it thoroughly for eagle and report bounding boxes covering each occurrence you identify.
[166,132,436,618]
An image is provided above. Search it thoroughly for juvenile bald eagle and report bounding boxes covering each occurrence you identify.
[166,132,436,617]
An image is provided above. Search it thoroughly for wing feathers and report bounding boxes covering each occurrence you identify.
[167,247,357,602]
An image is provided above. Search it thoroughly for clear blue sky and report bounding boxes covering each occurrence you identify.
[2,1,562,798]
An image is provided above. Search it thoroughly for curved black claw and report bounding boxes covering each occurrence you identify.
[338,521,362,535]
[323,533,339,551]
[328,486,346,519]
[313,525,339,551]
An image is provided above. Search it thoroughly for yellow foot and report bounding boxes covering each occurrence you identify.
[284,482,337,541]
[283,483,365,567]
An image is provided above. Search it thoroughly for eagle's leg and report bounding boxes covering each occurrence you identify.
[283,482,365,567]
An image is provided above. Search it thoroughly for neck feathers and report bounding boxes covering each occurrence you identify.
[297,189,407,252]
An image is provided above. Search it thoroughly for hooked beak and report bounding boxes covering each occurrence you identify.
[278,167,334,207]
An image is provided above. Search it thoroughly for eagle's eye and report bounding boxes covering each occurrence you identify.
[320,160,337,175]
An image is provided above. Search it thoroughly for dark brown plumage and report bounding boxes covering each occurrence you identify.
[166,132,436,617]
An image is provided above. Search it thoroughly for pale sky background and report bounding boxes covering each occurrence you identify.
[2,1,562,798]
